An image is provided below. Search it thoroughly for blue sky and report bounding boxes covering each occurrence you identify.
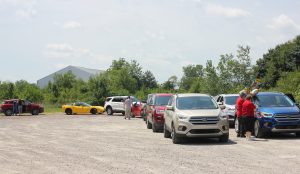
[0,0,300,83]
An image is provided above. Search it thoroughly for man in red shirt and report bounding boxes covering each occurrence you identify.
[236,91,246,137]
[242,94,256,140]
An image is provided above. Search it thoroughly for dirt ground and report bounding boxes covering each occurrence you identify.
[0,113,300,174]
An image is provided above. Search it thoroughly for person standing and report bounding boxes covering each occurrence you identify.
[242,94,256,140]
[236,91,246,137]
[18,100,23,116]
[124,96,132,120]
[13,100,18,116]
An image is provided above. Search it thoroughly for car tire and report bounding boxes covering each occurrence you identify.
[146,117,152,129]
[106,107,113,115]
[164,123,171,138]
[219,133,229,143]
[121,111,125,116]
[91,108,97,115]
[234,117,239,133]
[65,109,72,115]
[171,124,183,144]
[32,109,39,115]
[152,122,159,132]
[296,132,300,137]
[5,109,13,116]
[254,120,264,138]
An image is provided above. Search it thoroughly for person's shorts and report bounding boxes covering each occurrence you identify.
[243,116,255,132]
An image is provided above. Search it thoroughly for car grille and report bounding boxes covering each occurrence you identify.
[274,114,300,122]
[189,116,219,125]
[189,129,220,134]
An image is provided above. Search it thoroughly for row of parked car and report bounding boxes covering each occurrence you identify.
[141,92,300,144]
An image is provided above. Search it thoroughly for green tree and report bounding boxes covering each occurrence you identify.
[180,64,204,91]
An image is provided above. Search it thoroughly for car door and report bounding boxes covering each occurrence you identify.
[82,103,90,113]
[73,102,82,113]
[164,96,174,130]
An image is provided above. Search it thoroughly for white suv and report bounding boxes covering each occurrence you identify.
[215,94,239,127]
[164,93,229,144]
[104,96,127,115]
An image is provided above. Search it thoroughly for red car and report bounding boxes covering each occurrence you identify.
[0,99,44,116]
[145,93,173,132]
[131,101,143,118]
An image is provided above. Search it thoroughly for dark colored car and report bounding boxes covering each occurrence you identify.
[145,93,172,132]
[0,99,44,116]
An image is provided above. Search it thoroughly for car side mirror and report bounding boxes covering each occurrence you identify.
[166,106,174,111]
[217,102,223,105]
[220,105,226,110]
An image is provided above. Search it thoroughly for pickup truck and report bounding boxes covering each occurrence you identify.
[0,99,44,116]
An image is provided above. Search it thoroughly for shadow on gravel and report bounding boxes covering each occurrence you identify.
[180,138,237,146]
[264,133,300,140]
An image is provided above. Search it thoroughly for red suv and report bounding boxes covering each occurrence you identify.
[0,99,44,116]
[146,93,172,132]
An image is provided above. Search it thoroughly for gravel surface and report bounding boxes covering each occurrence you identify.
[1,113,300,174]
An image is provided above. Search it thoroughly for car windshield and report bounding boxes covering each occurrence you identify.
[177,96,218,110]
[154,96,171,106]
[254,95,294,107]
[225,96,238,105]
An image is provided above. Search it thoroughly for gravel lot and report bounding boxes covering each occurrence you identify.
[1,113,300,174]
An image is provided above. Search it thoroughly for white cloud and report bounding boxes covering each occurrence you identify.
[62,21,82,29]
[45,43,93,59]
[268,14,300,31]
[15,8,37,18]
[205,3,250,18]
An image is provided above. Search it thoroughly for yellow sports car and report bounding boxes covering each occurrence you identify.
[62,102,105,115]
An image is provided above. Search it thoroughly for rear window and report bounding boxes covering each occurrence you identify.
[112,98,123,102]
[106,97,112,102]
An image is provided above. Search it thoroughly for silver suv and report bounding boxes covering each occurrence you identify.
[164,93,229,144]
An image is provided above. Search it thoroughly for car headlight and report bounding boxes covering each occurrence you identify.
[260,112,273,118]
[177,114,188,120]
[155,109,165,115]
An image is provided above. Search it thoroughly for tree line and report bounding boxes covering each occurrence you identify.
[1,35,299,106]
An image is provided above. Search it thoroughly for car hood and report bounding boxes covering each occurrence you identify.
[177,109,220,117]
[258,106,300,115]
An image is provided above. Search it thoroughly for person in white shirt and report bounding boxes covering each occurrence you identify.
[124,96,132,120]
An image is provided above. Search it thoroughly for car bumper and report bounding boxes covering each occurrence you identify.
[175,119,229,138]
[228,115,235,124]
[258,118,300,133]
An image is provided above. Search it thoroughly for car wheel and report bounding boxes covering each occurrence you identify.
[254,120,264,138]
[5,109,13,116]
[164,123,171,138]
[234,117,239,133]
[171,124,182,144]
[32,109,39,115]
[106,107,113,115]
[219,133,229,143]
[121,111,125,116]
[152,121,159,132]
[146,117,152,129]
[91,108,97,115]
[296,132,300,137]
[65,109,72,115]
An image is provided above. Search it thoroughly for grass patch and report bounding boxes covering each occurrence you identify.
[43,104,61,113]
